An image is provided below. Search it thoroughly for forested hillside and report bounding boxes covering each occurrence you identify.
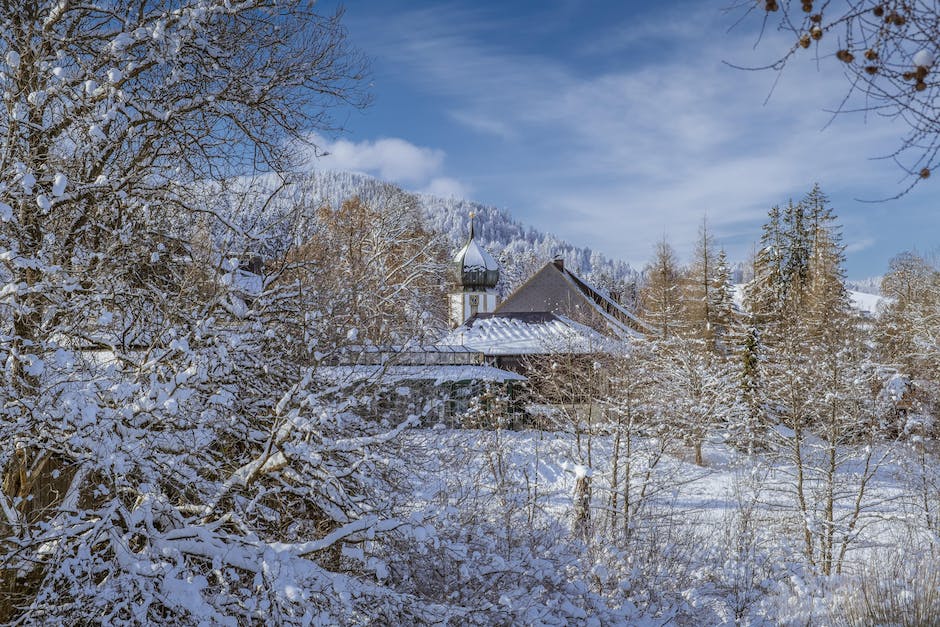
[213,169,638,299]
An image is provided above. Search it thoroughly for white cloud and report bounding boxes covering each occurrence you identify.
[306,134,444,184]
[302,133,470,199]
[421,176,472,199]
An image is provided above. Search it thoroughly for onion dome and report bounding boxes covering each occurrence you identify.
[453,213,499,290]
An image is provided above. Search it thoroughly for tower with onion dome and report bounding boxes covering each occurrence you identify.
[449,212,500,327]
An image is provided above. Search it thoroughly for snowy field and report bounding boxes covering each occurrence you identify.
[389,426,934,625]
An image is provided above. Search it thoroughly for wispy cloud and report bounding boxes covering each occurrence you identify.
[345,1,938,276]
[845,238,875,254]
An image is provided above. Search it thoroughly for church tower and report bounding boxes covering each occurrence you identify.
[449,212,500,327]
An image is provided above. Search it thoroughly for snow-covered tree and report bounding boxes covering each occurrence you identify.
[803,184,851,336]
[710,248,738,353]
[744,204,786,324]
[649,338,744,466]
[640,238,683,340]
[277,190,450,348]
[877,251,940,383]
[601,342,659,537]
[0,2,473,623]
[683,218,719,344]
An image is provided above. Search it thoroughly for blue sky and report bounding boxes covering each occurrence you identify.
[309,1,939,279]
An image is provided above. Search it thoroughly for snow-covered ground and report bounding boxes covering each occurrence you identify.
[405,426,908,536]
[849,289,887,315]
[392,426,930,625]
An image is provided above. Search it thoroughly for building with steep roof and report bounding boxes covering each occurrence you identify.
[495,257,649,339]
[443,257,648,365]
[438,220,651,425]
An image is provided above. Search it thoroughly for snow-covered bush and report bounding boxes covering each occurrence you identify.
[829,543,940,626]
[0,0,423,622]
[370,428,652,625]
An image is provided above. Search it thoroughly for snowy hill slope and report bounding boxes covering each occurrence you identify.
[213,171,890,317]
[732,285,888,316]
[847,277,883,296]
[213,170,638,293]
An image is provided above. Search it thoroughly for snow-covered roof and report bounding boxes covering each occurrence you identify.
[316,364,526,385]
[327,344,485,366]
[560,269,650,337]
[341,344,480,354]
[493,260,648,338]
[441,312,620,356]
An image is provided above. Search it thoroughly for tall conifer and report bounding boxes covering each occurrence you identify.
[640,238,683,340]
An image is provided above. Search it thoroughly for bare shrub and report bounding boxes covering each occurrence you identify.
[830,545,940,627]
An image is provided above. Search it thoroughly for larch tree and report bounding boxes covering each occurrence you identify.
[877,251,940,381]
[640,237,683,341]
[601,341,656,537]
[277,189,450,350]
[666,221,745,466]
[803,184,851,336]
[684,217,719,346]
[650,337,743,467]
[600,339,701,541]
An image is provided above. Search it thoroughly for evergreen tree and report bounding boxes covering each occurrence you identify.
[781,198,811,318]
[741,205,788,440]
[710,248,738,353]
[744,205,785,324]
[735,324,765,452]
[746,186,849,339]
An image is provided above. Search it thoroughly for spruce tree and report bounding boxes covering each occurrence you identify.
[744,204,785,324]
[710,248,738,354]
[781,198,811,318]
[877,252,940,384]
[737,324,764,452]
